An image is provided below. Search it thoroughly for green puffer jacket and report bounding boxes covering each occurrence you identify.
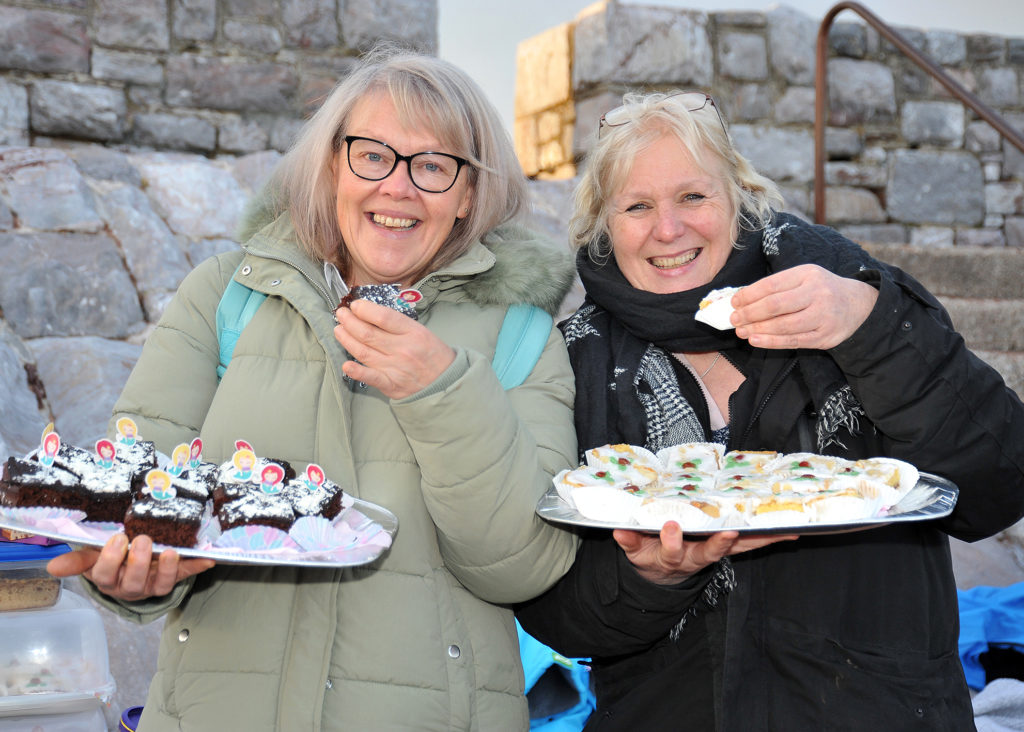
[83,212,581,731]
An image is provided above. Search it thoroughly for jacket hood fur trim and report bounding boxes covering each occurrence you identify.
[235,191,576,317]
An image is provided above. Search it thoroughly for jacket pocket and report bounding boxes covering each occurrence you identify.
[757,620,973,732]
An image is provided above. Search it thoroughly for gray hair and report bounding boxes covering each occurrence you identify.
[570,91,783,258]
[269,43,526,275]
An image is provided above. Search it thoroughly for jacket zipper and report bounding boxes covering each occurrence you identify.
[735,355,799,449]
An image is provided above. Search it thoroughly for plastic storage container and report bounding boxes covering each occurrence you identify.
[0,589,116,727]
[0,541,70,611]
[0,704,107,731]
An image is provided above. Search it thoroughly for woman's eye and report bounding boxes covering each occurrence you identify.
[366,152,383,163]
[682,192,706,202]
[625,202,649,212]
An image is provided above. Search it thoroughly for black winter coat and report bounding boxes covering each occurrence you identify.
[518,230,1024,732]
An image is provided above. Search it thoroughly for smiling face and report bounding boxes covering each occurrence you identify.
[335,92,474,288]
[607,132,736,295]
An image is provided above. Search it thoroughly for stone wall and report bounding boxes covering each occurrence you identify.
[0,0,438,156]
[515,1,1024,248]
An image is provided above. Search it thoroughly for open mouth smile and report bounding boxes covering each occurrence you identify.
[649,249,700,269]
[371,213,418,231]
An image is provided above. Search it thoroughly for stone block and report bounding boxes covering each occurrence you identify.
[828,22,867,59]
[133,113,217,152]
[224,0,276,17]
[966,120,1002,153]
[766,5,816,85]
[282,0,337,49]
[571,91,618,159]
[95,0,170,52]
[0,80,29,147]
[27,337,142,446]
[825,127,863,159]
[901,100,965,147]
[187,237,239,268]
[717,32,767,81]
[827,58,896,126]
[727,83,772,122]
[173,0,217,42]
[986,181,1024,215]
[825,161,886,188]
[837,224,906,245]
[967,34,1005,63]
[224,19,284,55]
[340,0,437,54]
[888,150,984,225]
[0,7,89,74]
[29,80,126,141]
[0,147,103,232]
[131,153,247,239]
[943,300,1024,352]
[65,144,142,186]
[773,86,814,125]
[166,55,298,113]
[228,150,281,194]
[956,227,1006,247]
[515,23,572,118]
[711,10,765,28]
[0,231,145,338]
[0,322,50,456]
[825,187,885,224]
[926,30,967,66]
[0,198,11,231]
[95,184,192,297]
[1006,217,1024,248]
[1010,39,1024,65]
[91,49,164,86]
[909,226,955,248]
[515,116,540,177]
[269,117,305,152]
[863,244,1024,299]
[977,67,1020,108]
[219,117,270,154]
[930,68,977,99]
[729,124,813,183]
[574,3,712,90]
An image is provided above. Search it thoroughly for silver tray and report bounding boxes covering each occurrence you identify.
[0,498,398,568]
[536,471,959,536]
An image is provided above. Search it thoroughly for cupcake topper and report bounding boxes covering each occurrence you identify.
[398,288,422,307]
[260,463,285,495]
[115,417,139,445]
[39,429,61,467]
[168,443,190,477]
[304,463,326,492]
[189,437,203,468]
[232,448,256,481]
[95,438,116,469]
[235,439,254,453]
[324,261,350,304]
[143,469,176,501]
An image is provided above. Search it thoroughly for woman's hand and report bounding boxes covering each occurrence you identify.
[613,522,797,585]
[334,299,456,399]
[731,264,878,350]
[46,534,215,602]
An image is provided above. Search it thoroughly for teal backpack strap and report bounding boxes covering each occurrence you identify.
[492,303,553,390]
[215,265,267,380]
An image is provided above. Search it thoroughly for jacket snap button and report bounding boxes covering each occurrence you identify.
[901,320,912,331]
[240,265,251,276]
[447,644,461,659]
[178,629,189,642]
[270,279,281,286]
[325,679,333,690]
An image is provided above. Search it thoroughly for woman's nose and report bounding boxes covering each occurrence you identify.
[379,160,417,197]
[653,211,684,241]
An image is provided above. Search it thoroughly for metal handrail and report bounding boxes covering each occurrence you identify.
[813,1,1024,224]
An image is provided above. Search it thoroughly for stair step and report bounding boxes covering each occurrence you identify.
[862,244,1024,300]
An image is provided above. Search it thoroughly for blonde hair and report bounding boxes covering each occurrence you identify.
[570,91,783,258]
[268,43,526,276]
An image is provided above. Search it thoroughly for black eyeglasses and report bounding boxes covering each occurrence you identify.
[598,91,728,138]
[343,135,469,194]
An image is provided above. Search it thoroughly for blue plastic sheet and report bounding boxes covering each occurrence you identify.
[958,583,1024,690]
[518,620,596,731]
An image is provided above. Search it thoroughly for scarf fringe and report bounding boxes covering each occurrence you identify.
[669,557,736,640]
[816,384,865,451]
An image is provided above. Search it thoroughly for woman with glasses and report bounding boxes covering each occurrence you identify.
[47,45,580,730]
[516,90,1024,731]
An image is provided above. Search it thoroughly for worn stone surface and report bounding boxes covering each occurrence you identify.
[133,154,248,239]
[0,79,28,147]
[827,58,897,126]
[91,48,165,86]
[30,80,126,141]
[888,150,985,225]
[95,0,170,52]
[717,31,767,81]
[825,186,886,223]
[0,230,145,338]
[516,23,572,118]
[173,0,217,42]
[730,124,814,183]
[282,0,336,49]
[0,147,104,232]
[0,6,89,74]
[166,55,299,113]
[224,19,284,54]
[340,0,437,53]
[765,5,816,85]
[0,322,49,456]
[27,336,142,445]
[132,113,217,153]
[901,100,965,147]
[574,4,712,89]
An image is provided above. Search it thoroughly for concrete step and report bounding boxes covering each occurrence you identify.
[863,244,1024,300]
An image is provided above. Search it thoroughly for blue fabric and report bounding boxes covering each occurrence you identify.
[493,304,552,389]
[215,269,267,380]
[518,620,595,731]
[958,583,1024,689]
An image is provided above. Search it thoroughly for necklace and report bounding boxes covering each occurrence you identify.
[699,352,722,379]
